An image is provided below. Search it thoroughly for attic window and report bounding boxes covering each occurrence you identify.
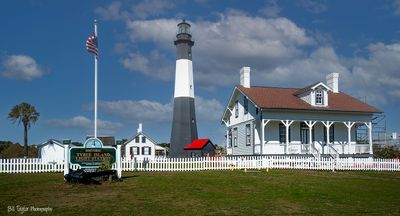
[315,89,324,105]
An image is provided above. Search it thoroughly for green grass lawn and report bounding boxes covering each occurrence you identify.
[0,170,399,215]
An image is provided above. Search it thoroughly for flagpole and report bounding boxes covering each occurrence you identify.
[94,19,98,139]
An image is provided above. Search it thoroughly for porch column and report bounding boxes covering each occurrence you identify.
[226,130,229,149]
[281,120,294,154]
[304,121,316,154]
[343,122,355,154]
[261,119,270,155]
[322,121,334,154]
[365,122,373,155]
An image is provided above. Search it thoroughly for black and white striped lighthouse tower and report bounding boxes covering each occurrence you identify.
[170,20,198,157]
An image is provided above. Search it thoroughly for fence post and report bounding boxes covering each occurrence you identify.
[63,144,69,178]
[116,143,122,178]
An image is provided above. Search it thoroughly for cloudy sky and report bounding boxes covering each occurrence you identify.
[1,0,400,145]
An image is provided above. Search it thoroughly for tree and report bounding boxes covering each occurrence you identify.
[8,102,40,157]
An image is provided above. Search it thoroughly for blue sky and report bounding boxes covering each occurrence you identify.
[1,0,400,145]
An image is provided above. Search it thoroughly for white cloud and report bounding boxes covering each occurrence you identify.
[94,1,127,21]
[96,96,224,124]
[264,43,400,105]
[132,0,175,19]
[98,99,172,123]
[47,116,123,134]
[297,0,327,14]
[124,14,315,87]
[121,50,174,81]
[95,0,175,21]
[394,0,400,15]
[258,0,281,17]
[1,54,44,80]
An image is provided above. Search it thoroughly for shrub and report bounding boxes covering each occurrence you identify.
[374,146,400,159]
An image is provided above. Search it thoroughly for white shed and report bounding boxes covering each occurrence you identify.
[37,139,65,162]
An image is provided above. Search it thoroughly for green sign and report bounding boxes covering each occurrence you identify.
[69,138,116,168]
[70,148,116,167]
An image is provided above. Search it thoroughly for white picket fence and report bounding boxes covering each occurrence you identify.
[0,156,399,174]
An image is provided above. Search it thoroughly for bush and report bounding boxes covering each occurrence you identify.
[99,157,112,171]
[374,146,400,159]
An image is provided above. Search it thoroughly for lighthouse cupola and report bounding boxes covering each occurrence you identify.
[174,20,194,60]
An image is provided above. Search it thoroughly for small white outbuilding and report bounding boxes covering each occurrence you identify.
[37,139,65,162]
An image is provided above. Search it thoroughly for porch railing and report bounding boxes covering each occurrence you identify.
[327,145,339,158]
[310,145,320,159]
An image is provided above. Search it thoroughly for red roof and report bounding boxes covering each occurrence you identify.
[237,85,381,113]
[184,139,212,150]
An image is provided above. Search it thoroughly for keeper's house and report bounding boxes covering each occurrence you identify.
[124,124,167,160]
[221,67,381,157]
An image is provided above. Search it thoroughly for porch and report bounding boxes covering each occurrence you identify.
[255,119,373,157]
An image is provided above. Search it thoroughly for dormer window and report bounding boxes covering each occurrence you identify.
[315,89,324,105]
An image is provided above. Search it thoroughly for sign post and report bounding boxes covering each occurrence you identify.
[63,140,71,179]
[116,142,122,178]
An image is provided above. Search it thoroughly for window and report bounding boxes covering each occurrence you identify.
[279,123,291,143]
[135,136,140,143]
[233,128,238,147]
[142,147,151,155]
[235,101,239,118]
[244,97,248,114]
[245,124,251,146]
[324,125,335,143]
[279,123,286,143]
[315,89,324,105]
[131,147,139,155]
[255,107,259,115]
[142,136,146,143]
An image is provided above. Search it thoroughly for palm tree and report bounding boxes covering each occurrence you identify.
[8,102,40,157]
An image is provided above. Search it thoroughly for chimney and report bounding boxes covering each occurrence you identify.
[240,66,251,88]
[326,72,339,93]
[137,123,143,133]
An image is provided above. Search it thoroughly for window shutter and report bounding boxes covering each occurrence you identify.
[148,147,151,155]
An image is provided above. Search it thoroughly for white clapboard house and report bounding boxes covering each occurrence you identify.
[124,124,167,160]
[38,139,65,162]
[221,67,381,157]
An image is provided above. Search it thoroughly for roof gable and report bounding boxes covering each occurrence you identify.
[222,86,258,121]
[125,132,158,145]
[184,139,214,150]
[38,139,64,148]
[293,82,330,96]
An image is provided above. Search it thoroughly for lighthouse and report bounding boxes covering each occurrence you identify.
[170,20,198,157]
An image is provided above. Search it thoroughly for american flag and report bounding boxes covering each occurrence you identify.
[86,34,98,58]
